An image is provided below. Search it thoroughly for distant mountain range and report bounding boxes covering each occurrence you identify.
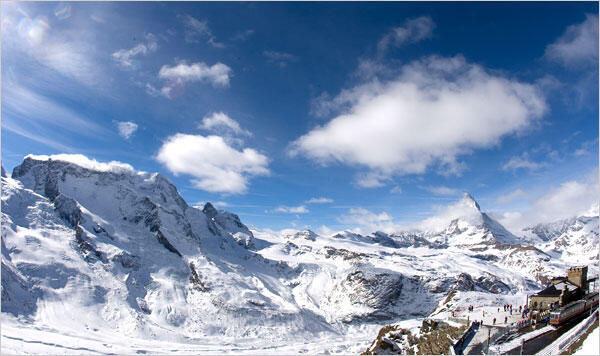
[1,155,597,353]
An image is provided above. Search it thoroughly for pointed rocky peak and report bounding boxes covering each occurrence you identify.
[202,202,218,219]
[462,193,481,211]
[1,165,7,178]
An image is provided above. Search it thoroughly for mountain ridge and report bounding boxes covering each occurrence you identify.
[1,154,595,354]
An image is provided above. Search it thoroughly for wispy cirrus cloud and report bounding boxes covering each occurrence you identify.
[263,50,298,67]
[496,188,526,204]
[545,14,598,68]
[3,82,107,136]
[199,112,251,137]
[232,29,254,41]
[377,16,435,55]
[390,186,402,194]
[305,197,333,204]
[112,34,158,69]
[179,14,224,48]
[420,185,460,196]
[502,154,546,172]
[273,205,309,214]
[2,3,101,86]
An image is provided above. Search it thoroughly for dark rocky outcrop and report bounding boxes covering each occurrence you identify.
[156,230,182,257]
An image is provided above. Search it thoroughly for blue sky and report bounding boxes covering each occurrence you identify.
[2,2,598,234]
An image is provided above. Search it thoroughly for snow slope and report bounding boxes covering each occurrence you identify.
[522,214,599,266]
[574,325,599,355]
[1,155,592,354]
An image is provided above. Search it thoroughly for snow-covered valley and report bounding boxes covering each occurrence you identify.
[1,155,598,354]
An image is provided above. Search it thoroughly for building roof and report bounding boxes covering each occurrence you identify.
[533,280,579,297]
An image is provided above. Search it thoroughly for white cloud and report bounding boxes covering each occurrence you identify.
[179,14,224,48]
[145,83,161,97]
[305,197,333,204]
[274,205,309,214]
[199,112,251,136]
[263,51,298,67]
[289,56,546,186]
[545,14,598,68]
[421,185,460,195]
[339,208,399,234]
[573,138,598,157]
[502,154,545,171]
[232,29,254,41]
[112,34,158,68]
[354,58,393,80]
[117,121,138,139]
[90,14,106,24]
[315,225,336,237]
[354,171,389,188]
[2,4,100,86]
[390,186,402,194]
[156,134,269,194]
[26,154,134,174]
[2,82,107,139]
[496,188,526,204]
[416,194,482,233]
[497,175,599,233]
[3,120,74,152]
[377,16,435,54]
[158,61,232,94]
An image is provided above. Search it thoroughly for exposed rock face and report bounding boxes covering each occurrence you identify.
[363,319,466,355]
[322,246,367,261]
[53,194,82,227]
[325,268,404,322]
[203,202,256,249]
[451,272,510,294]
[286,229,318,241]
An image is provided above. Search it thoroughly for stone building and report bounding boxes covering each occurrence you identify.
[529,266,588,310]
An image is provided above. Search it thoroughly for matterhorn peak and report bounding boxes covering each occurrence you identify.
[462,193,481,211]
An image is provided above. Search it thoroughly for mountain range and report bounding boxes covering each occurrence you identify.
[1,155,597,354]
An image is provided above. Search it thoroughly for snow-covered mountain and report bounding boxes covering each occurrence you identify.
[521,213,599,264]
[1,155,592,354]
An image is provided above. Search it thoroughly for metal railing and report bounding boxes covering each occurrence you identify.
[452,322,479,355]
[536,309,598,355]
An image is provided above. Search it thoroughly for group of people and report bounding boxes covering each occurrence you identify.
[459,303,529,327]
[482,303,528,325]
[516,318,531,329]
